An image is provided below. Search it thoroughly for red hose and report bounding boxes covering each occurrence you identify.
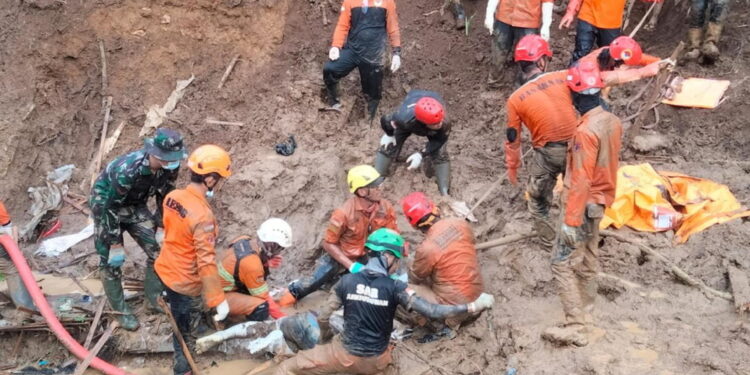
[1,234,133,375]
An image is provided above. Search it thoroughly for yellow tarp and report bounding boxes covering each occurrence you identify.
[601,164,750,243]
[661,78,730,109]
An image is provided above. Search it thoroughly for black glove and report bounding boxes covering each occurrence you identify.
[275,135,297,156]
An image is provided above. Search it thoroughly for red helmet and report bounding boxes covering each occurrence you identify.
[401,192,437,227]
[514,34,553,62]
[609,36,643,66]
[566,60,604,93]
[414,97,444,126]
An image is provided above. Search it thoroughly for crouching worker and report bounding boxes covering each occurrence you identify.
[400,192,484,338]
[219,218,293,322]
[275,228,495,374]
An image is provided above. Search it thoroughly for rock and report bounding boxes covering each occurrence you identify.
[139,7,153,18]
[161,14,171,24]
[632,132,669,153]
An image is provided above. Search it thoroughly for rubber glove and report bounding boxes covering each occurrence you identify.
[348,262,365,273]
[560,223,581,248]
[406,152,423,170]
[267,255,283,269]
[541,2,553,40]
[266,296,286,319]
[107,244,126,267]
[155,227,165,246]
[484,0,499,35]
[390,55,401,72]
[213,299,230,322]
[380,134,397,150]
[329,47,340,61]
[390,272,408,283]
[507,167,519,186]
[468,293,495,313]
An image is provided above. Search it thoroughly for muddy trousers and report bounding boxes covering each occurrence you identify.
[165,287,201,375]
[527,143,568,245]
[288,254,368,301]
[275,335,392,375]
[375,131,451,195]
[0,245,34,310]
[551,204,603,325]
[690,0,728,27]
[323,48,384,116]
[92,204,164,314]
[492,20,537,65]
[403,283,478,330]
[569,19,621,65]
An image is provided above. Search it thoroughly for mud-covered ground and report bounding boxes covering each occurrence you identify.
[1,0,750,373]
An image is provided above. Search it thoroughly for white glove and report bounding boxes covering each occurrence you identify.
[541,2,553,41]
[380,134,397,150]
[213,299,230,322]
[390,55,401,72]
[485,0,500,35]
[155,227,165,246]
[468,293,495,313]
[406,152,423,170]
[329,47,340,61]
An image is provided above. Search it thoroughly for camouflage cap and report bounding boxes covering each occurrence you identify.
[144,128,187,162]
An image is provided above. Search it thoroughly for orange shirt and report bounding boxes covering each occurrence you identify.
[495,0,553,29]
[504,70,579,170]
[218,238,269,298]
[579,47,662,86]
[324,196,398,259]
[409,218,483,305]
[562,106,622,226]
[567,0,626,29]
[0,201,10,226]
[155,184,225,308]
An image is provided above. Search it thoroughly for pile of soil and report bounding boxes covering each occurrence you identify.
[1,0,749,373]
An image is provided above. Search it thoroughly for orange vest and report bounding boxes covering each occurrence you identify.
[495,0,553,29]
[324,197,399,259]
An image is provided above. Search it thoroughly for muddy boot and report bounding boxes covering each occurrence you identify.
[683,28,703,62]
[101,267,140,331]
[325,83,341,109]
[542,324,588,347]
[451,2,466,30]
[434,161,451,196]
[533,216,556,248]
[701,22,722,63]
[374,151,394,176]
[144,265,165,313]
[367,99,380,123]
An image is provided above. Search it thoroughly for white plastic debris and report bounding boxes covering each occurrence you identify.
[35,222,94,257]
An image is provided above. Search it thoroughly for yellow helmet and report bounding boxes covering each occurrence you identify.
[347,165,382,193]
[188,145,232,177]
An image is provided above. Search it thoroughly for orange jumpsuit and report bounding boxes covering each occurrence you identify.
[495,0,553,29]
[218,237,284,319]
[552,106,622,325]
[566,0,627,29]
[0,201,10,226]
[580,47,662,87]
[409,218,483,306]
[325,197,399,260]
[155,184,224,308]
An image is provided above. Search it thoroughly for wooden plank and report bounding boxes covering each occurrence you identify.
[728,266,750,313]
[83,298,107,349]
[73,320,118,375]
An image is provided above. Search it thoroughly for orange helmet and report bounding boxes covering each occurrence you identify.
[609,36,643,66]
[188,145,232,177]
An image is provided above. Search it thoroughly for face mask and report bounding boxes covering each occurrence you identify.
[572,92,601,115]
[162,160,180,170]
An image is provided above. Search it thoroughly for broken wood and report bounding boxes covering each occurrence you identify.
[63,195,91,215]
[70,276,95,297]
[598,272,643,290]
[245,360,274,375]
[73,320,118,375]
[625,42,684,148]
[59,250,96,269]
[0,321,88,332]
[466,148,533,218]
[206,119,245,127]
[0,331,24,370]
[476,232,535,251]
[601,230,732,301]
[218,55,240,89]
[86,95,112,191]
[158,296,202,375]
[320,3,328,26]
[83,298,107,350]
[727,266,750,313]
[99,40,107,95]
[628,0,657,38]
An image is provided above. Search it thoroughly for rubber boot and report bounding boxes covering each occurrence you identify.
[325,83,341,109]
[684,28,703,61]
[374,151,394,176]
[434,162,451,196]
[367,99,380,123]
[144,265,165,313]
[451,2,466,30]
[701,22,722,63]
[533,216,556,248]
[101,267,140,331]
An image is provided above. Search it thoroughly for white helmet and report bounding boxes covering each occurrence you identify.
[257,218,293,248]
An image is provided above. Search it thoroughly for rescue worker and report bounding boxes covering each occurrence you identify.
[0,201,35,311]
[375,90,451,196]
[275,228,495,374]
[219,218,292,322]
[324,0,402,121]
[155,144,232,375]
[684,0,728,63]
[89,128,187,330]
[401,192,484,333]
[505,35,578,246]
[484,0,554,65]
[579,36,671,87]
[559,0,625,64]
[280,165,398,306]
[543,61,622,347]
